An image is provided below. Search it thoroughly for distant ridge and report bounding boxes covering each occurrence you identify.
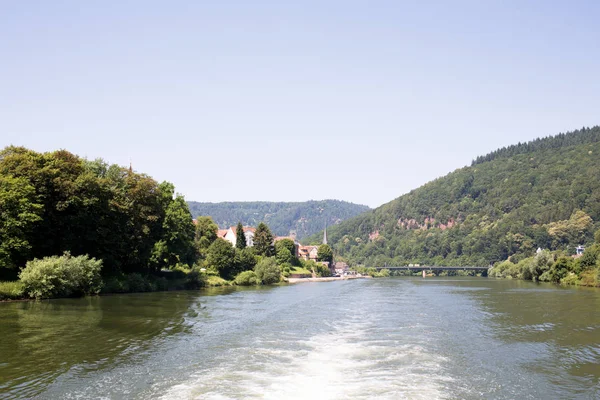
[472,126,600,165]
[187,200,369,240]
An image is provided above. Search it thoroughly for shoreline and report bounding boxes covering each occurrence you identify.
[286,276,371,284]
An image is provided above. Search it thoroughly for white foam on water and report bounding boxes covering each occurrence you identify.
[160,316,452,400]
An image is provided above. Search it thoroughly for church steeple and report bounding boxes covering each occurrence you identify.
[323,223,328,245]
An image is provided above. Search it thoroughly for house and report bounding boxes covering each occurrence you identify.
[298,245,319,261]
[334,261,349,275]
[224,226,256,247]
[217,229,228,239]
[576,245,585,256]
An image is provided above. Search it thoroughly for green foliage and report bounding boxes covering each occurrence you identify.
[195,216,218,248]
[234,270,259,286]
[253,222,274,257]
[151,194,196,269]
[0,175,43,275]
[184,267,207,289]
[187,200,369,240]
[377,268,391,278]
[275,247,294,266]
[314,126,600,268]
[19,253,103,299]
[0,281,25,300]
[529,250,554,281]
[235,222,247,249]
[317,244,333,263]
[579,244,599,270]
[254,257,281,284]
[0,146,198,276]
[206,238,236,279]
[275,239,297,264]
[314,262,332,277]
[234,247,257,272]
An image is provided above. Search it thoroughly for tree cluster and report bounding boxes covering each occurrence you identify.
[0,146,196,279]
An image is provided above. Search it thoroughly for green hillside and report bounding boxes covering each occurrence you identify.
[318,126,600,267]
[187,200,369,239]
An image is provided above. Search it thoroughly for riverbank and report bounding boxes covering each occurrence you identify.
[286,275,371,284]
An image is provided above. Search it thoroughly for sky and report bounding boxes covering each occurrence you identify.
[1,1,599,208]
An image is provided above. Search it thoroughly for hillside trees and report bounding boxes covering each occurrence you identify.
[316,126,600,268]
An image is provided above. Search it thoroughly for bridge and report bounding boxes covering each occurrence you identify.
[375,266,489,272]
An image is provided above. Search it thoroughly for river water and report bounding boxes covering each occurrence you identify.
[1,277,599,399]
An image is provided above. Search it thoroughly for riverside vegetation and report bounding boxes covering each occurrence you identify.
[0,146,334,300]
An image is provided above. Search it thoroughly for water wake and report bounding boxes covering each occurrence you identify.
[161,314,451,399]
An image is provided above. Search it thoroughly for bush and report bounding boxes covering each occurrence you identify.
[314,262,332,277]
[0,281,25,300]
[185,268,207,289]
[19,253,103,299]
[125,273,154,292]
[234,270,259,286]
[377,268,390,278]
[254,257,281,285]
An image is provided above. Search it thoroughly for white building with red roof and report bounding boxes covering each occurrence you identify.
[224,226,256,247]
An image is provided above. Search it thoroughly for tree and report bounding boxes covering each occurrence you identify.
[0,176,42,277]
[150,194,197,271]
[234,247,256,271]
[206,238,236,279]
[275,239,297,265]
[195,216,218,247]
[254,257,281,284]
[317,244,333,263]
[276,247,293,265]
[253,222,274,256]
[235,222,247,249]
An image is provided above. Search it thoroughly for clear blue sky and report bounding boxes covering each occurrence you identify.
[1,1,599,208]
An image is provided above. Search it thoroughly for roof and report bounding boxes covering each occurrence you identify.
[217,229,228,238]
[230,226,256,235]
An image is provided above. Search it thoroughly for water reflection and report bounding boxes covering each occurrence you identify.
[0,292,198,399]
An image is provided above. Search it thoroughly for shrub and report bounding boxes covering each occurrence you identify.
[314,262,332,277]
[101,275,129,293]
[0,281,25,300]
[185,268,206,289]
[377,268,390,278]
[254,257,281,285]
[234,270,259,286]
[126,273,152,292]
[19,253,103,299]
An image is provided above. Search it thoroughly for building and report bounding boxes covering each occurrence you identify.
[576,245,585,256]
[298,245,319,261]
[334,261,349,275]
[224,226,256,247]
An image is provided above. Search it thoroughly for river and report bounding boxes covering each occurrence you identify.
[1,277,599,399]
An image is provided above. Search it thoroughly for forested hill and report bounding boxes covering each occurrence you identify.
[187,200,369,239]
[318,126,600,267]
